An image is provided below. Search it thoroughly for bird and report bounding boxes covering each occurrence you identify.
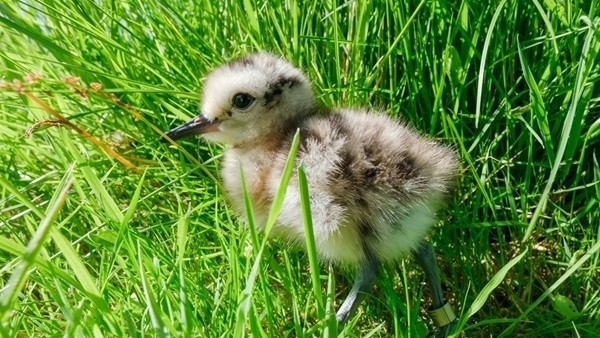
[162,52,459,337]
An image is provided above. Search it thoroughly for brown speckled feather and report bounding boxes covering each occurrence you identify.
[168,52,458,266]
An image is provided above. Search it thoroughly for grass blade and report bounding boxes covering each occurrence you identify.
[475,0,507,128]
[297,163,324,319]
[450,249,528,337]
[0,166,74,323]
[522,16,600,242]
[234,130,301,337]
[499,240,600,337]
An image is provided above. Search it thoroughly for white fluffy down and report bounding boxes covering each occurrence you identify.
[195,53,458,266]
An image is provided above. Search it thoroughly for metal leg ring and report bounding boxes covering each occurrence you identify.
[428,303,456,328]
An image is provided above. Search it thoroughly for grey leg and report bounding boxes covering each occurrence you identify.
[413,242,445,308]
[335,253,380,324]
[413,241,456,338]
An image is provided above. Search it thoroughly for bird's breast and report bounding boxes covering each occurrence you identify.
[221,147,280,226]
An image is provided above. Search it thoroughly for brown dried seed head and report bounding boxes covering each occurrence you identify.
[108,131,133,149]
[108,93,120,103]
[62,76,81,85]
[90,82,103,91]
[24,119,64,138]
[24,73,42,84]
[0,79,9,90]
[12,79,23,93]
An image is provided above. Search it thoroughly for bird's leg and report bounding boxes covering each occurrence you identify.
[413,242,445,307]
[335,252,380,324]
[413,241,456,338]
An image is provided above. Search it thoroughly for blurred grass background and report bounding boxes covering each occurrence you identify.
[1,0,599,337]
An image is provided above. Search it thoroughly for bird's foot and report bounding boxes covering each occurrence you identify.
[426,302,457,338]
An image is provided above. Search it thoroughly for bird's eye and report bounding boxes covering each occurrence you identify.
[232,93,255,110]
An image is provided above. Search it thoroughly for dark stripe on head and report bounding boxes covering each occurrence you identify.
[263,75,303,106]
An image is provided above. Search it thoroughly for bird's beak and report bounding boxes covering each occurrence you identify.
[161,115,220,142]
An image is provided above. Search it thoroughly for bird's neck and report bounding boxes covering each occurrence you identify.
[232,107,320,150]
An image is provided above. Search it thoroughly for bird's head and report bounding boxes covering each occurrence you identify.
[162,53,315,146]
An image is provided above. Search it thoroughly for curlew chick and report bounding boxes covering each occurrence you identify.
[162,53,459,337]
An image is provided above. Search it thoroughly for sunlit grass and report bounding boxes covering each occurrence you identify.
[1,0,599,337]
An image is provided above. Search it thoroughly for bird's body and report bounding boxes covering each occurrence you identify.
[163,52,459,337]
[222,109,456,265]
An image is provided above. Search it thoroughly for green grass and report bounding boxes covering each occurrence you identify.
[1,0,599,337]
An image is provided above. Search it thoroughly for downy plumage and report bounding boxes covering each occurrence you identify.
[163,52,459,337]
